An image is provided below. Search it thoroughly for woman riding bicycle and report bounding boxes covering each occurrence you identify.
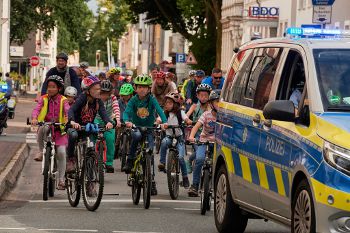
[31,75,70,190]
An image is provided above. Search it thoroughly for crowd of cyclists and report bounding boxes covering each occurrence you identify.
[31,52,225,199]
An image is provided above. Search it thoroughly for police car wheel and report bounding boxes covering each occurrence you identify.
[291,179,316,233]
[214,165,247,233]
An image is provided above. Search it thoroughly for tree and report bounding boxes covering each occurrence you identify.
[126,0,222,71]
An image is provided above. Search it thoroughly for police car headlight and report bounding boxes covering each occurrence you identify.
[324,141,350,176]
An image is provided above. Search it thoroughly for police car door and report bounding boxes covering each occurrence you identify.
[259,48,307,219]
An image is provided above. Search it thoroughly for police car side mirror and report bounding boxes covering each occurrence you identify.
[263,100,295,122]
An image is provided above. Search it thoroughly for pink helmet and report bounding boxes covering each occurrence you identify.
[81,76,100,90]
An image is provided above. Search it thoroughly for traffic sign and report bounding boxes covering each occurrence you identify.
[186,52,198,65]
[30,56,40,67]
[312,0,335,5]
[176,53,186,63]
[313,5,332,24]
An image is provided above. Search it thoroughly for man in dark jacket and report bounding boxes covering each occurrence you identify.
[41,53,81,95]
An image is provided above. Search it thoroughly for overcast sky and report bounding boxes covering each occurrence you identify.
[87,0,98,15]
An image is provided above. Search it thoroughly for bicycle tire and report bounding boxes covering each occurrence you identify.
[43,146,51,201]
[132,175,141,205]
[66,152,81,207]
[201,168,211,215]
[167,151,179,200]
[48,153,56,197]
[82,148,104,211]
[120,134,128,171]
[143,153,152,209]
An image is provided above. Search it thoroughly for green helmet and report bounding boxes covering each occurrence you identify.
[134,74,152,86]
[119,83,134,96]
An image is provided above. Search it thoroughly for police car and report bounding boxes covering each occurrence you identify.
[213,27,350,233]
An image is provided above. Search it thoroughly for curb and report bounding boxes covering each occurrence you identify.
[0,143,29,199]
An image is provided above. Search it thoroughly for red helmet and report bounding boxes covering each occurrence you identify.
[156,71,166,79]
[165,92,184,104]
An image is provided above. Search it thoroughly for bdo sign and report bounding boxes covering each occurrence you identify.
[30,56,40,67]
[249,7,279,18]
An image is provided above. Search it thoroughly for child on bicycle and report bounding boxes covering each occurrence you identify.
[64,86,78,106]
[66,76,114,173]
[187,90,220,197]
[94,80,120,173]
[31,75,70,190]
[158,92,192,188]
[122,74,167,195]
[115,83,134,160]
[185,83,212,172]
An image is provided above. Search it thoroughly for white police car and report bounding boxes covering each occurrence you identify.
[213,27,350,233]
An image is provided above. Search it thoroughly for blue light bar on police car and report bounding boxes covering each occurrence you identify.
[286,27,350,37]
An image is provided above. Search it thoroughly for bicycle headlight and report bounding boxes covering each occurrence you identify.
[172,138,177,147]
[324,141,350,176]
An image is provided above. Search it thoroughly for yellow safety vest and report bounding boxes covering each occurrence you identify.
[37,94,67,135]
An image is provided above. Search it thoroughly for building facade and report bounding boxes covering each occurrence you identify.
[0,0,10,77]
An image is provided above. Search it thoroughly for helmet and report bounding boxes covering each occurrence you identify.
[165,92,184,104]
[110,67,122,74]
[196,83,212,93]
[134,74,152,86]
[189,70,196,76]
[64,86,78,97]
[79,61,89,68]
[195,70,205,77]
[81,76,101,90]
[155,71,166,79]
[119,83,134,96]
[56,52,68,61]
[209,90,221,101]
[47,75,64,88]
[100,80,113,92]
[125,70,133,76]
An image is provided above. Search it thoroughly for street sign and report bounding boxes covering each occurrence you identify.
[312,0,335,5]
[186,52,198,65]
[176,53,186,63]
[30,56,40,67]
[313,5,332,24]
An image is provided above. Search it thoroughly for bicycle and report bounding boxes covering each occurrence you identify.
[27,118,62,201]
[65,124,108,211]
[154,127,163,154]
[118,123,132,171]
[127,125,157,209]
[161,125,186,200]
[187,139,214,215]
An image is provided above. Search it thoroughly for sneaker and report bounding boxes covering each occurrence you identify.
[57,180,65,190]
[185,160,192,174]
[188,184,199,197]
[34,152,43,162]
[106,165,115,173]
[158,163,165,172]
[182,176,190,189]
[66,158,76,173]
[151,181,158,196]
[123,159,133,174]
[86,182,97,197]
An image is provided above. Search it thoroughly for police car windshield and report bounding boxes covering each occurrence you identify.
[314,49,350,111]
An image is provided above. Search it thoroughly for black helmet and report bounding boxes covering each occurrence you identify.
[100,80,113,92]
[56,52,68,61]
[209,90,221,101]
[47,75,64,88]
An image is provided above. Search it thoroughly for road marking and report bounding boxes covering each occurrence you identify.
[38,229,98,232]
[112,231,162,233]
[29,199,201,204]
[0,228,26,231]
[110,207,161,210]
[174,207,200,211]
[26,133,37,144]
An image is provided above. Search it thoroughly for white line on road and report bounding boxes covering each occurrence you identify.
[30,199,201,204]
[174,207,200,211]
[0,228,26,231]
[38,229,98,232]
[112,231,162,233]
[110,207,161,210]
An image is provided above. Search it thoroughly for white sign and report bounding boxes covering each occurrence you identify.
[10,46,24,57]
[313,5,332,24]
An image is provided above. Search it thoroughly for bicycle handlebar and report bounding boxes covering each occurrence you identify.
[185,139,215,146]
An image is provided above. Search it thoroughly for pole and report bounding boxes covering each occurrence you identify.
[107,37,111,69]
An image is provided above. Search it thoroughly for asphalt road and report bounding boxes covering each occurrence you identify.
[0,146,289,233]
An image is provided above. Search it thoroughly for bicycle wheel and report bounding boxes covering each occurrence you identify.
[120,134,129,171]
[167,151,179,200]
[42,146,51,201]
[200,168,211,215]
[66,150,81,207]
[131,175,141,205]
[82,148,104,211]
[143,153,152,209]
[48,154,56,197]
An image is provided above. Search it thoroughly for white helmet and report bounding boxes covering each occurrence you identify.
[64,86,78,97]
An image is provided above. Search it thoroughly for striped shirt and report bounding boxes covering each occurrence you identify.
[95,95,120,124]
